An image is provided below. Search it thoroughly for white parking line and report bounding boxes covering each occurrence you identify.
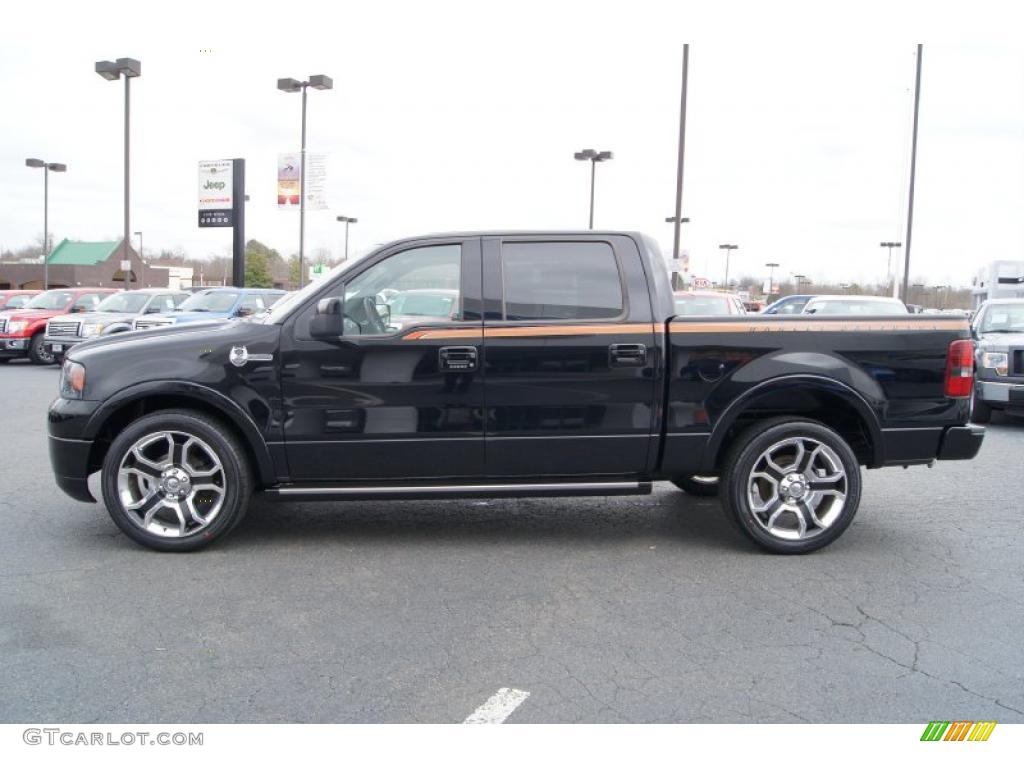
[463,687,531,724]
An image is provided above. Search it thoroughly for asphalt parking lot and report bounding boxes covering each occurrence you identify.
[1,359,1022,724]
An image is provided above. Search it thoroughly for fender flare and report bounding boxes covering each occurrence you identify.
[700,374,884,472]
[83,380,277,485]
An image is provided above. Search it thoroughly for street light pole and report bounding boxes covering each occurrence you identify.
[95,57,141,293]
[278,74,334,288]
[880,241,901,293]
[574,149,613,229]
[718,244,738,288]
[671,44,690,265]
[765,262,780,300]
[665,216,690,289]
[336,216,358,261]
[902,45,923,302]
[25,158,66,290]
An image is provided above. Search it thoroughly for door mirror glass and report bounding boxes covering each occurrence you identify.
[310,293,346,339]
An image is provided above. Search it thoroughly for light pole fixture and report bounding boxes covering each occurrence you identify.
[95,57,141,292]
[764,262,780,300]
[665,216,690,224]
[336,215,358,261]
[278,74,334,288]
[25,158,66,290]
[718,243,739,288]
[880,241,902,289]
[574,148,613,229]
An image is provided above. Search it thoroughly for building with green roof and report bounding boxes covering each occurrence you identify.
[0,238,172,290]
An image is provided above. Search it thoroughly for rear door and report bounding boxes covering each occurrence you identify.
[481,235,658,477]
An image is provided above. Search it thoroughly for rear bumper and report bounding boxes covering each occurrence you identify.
[936,424,985,461]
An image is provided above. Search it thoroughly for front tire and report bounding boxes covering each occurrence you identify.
[28,332,56,365]
[721,418,862,554]
[100,409,253,552]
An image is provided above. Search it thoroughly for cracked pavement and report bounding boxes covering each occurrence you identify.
[1,361,1022,723]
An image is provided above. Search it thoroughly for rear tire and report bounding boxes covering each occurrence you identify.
[28,332,56,365]
[671,475,720,496]
[720,418,862,554]
[971,390,992,424]
[100,409,253,552]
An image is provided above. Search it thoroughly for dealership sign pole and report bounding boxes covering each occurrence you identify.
[198,159,246,287]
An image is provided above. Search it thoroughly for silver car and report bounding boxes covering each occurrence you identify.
[44,289,189,358]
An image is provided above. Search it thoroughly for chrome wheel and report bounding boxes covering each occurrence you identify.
[746,436,847,541]
[116,431,226,538]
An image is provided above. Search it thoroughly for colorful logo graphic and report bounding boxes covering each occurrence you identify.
[920,721,997,741]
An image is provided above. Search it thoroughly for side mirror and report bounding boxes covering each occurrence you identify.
[70,305,83,313]
[235,306,254,318]
[310,294,345,339]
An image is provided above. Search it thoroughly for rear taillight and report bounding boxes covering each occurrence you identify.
[944,339,974,398]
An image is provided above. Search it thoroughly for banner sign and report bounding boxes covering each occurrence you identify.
[198,159,234,227]
[277,153,301,207]
[277,153,328,210]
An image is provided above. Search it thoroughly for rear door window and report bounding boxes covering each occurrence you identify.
[500,241,624,321]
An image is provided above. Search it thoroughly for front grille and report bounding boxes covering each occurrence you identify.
[1012,349,1024,376]
[134,318,173,331]
[0,319,6,333]
[47,320,81,338]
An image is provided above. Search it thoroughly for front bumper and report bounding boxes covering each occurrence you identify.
[0,337,31,357]
[44,335,85,352]
[937,424,985,461]
[975,379,1024,408]
[48,397,103,503]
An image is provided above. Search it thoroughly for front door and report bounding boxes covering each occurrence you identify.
[481,236,657,478]
[280,238,485,481]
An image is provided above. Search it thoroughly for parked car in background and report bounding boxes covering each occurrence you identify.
[673,290,747,315]
[802,295,908,315]
[44,288,189,360]
[0,290,40,311]
[133,287,286,331]
[762,294,815,315]
[969,298,1024,423]
[384,288,460,331]
[0,287,116,364]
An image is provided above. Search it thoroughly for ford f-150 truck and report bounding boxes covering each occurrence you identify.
[1,287,116,364]
[48,232,984,554]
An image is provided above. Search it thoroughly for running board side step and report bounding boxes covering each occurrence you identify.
[261,481,652,502]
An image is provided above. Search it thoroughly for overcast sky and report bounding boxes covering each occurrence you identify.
[2,1,1022,288]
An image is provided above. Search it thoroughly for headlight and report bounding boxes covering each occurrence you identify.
[81,323,104,336]
[981,351,1009,376]
[59,360,86,399]
[8,321,28,334]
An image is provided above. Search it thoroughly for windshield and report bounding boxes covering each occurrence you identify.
[1,295,32,310]
[178,291,239,312]
[388,292,455,317]
[24,290,73,310]
[804,299,906,315]
[674,294,733,316]
[95,292,150,313]
[978,304,1024,333]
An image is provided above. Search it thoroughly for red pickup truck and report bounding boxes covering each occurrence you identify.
[0,290,40,311]
[0,287,116,364]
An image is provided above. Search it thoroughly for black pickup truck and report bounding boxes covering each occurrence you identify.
[48,231,984,554]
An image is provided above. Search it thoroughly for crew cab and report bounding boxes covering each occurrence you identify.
[969,298,1024,423]
[44,288,189,360]
[48,232,984,554]
[1,287,116,365]
[132,287,285,331]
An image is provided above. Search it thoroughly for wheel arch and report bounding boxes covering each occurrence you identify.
[83,382,277,487]
[700,375,884,473]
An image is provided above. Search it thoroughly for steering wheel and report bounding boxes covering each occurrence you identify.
[359,296,388,335]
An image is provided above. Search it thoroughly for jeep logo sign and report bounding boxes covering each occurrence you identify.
[198,159,234,228]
